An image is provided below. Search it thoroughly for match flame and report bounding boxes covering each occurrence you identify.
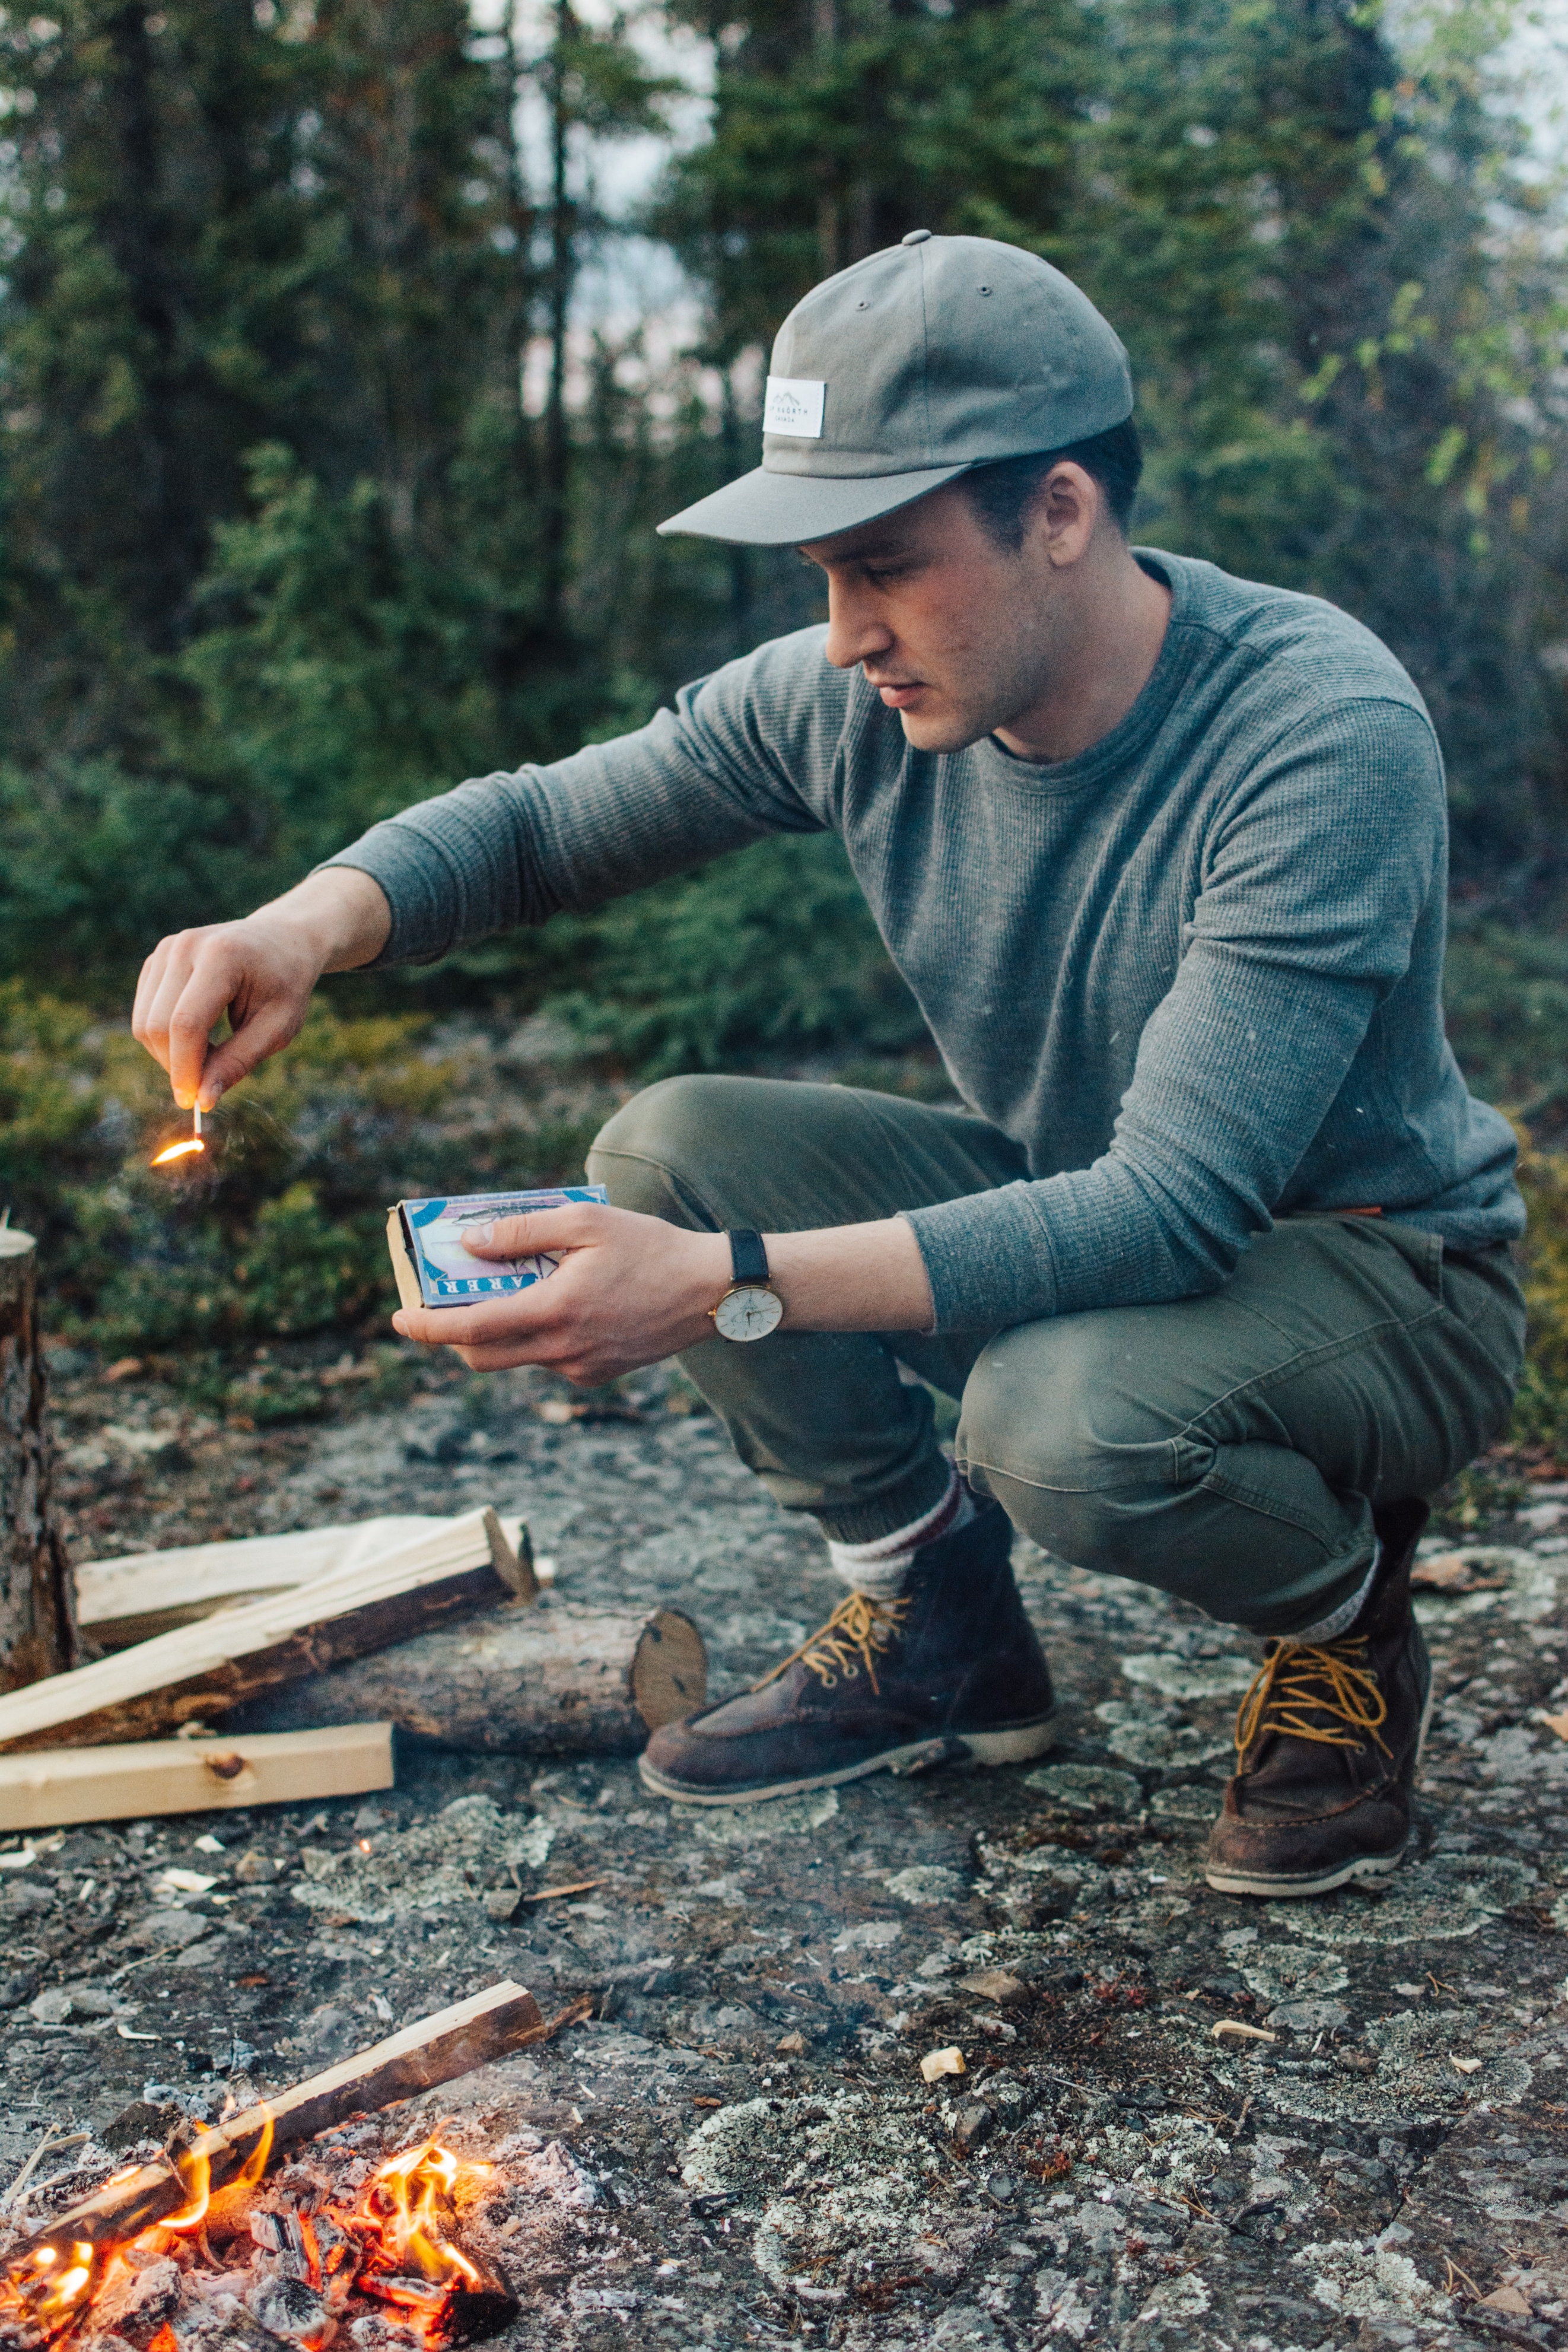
[151,1101,205,1167]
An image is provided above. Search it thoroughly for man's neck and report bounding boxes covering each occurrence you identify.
[993,549,1173,765]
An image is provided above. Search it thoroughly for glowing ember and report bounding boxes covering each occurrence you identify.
[0,2237,109,2345]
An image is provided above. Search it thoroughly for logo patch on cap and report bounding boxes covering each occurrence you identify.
[764,376,826,438]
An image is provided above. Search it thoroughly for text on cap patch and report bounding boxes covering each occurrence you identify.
[764,376,826,438]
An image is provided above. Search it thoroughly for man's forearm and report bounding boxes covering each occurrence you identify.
[257,867,393,972]
[392,1203,937,1382]
[768,1216,936,1334]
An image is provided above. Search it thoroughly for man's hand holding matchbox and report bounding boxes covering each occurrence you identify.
[386,1198,746,1386]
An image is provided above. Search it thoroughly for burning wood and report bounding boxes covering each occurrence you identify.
[0,1508,530,1753]
[346,2135,516,2345]
[0,1981,556,2348]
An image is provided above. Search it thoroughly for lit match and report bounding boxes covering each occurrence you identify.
[150,1102,205,1168]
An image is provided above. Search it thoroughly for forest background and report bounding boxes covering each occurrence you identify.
[2,0,1568,1467]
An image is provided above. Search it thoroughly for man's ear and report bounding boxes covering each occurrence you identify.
[1032,462,1101,570]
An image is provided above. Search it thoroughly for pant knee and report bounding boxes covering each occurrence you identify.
[587,1075,740,1223]
[956,1325,1182,1574]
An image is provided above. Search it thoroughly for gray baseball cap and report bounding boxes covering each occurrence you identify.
[657,231,1133,547]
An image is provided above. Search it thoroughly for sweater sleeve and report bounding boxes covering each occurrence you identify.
[903,698,1446,1331]
[319,628,842,966]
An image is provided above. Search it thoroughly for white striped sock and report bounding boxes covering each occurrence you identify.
[825,1469,975,1598]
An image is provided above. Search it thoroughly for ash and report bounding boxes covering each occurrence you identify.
[14,1359,1568,2348]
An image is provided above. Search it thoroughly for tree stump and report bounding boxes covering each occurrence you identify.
[0,1227,78,1690]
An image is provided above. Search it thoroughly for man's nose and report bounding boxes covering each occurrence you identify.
[822,584,894,671]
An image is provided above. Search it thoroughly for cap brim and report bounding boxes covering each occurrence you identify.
[656,462,974,546]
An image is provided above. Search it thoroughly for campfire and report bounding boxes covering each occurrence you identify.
[0,1982,570,2352]
[1,2128,511,2351]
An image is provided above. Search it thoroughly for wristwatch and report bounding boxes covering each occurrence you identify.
[710,1229,784,1342]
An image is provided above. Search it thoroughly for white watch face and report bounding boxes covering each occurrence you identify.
[714,1284,784,1342]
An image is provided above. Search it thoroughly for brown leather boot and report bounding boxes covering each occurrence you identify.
[638,1498,1056,1804]
[1204,1499,1432,1899]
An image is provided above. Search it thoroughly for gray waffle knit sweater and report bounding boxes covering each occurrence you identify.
[326,549,1524,1334]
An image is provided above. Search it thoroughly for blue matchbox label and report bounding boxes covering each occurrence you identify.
[400,1185,608,1308]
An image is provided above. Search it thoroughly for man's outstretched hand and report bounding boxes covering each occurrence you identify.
[392,1200,939,1375]
[132,869,392,1110]
[392,1204,731,1383]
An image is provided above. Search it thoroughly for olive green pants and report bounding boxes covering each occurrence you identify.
[588,1076,1526,1638]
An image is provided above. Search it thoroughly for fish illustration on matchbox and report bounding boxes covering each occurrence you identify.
[385,1185,608,1311]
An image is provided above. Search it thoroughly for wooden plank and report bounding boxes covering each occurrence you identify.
[17,1980,546,2251]
[0,1506,532,1753]
[0,1722,393,1830]
[77,1512,529,1649]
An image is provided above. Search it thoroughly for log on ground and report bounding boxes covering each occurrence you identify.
[0,1506,529,1753]
[230,1595,708,1753]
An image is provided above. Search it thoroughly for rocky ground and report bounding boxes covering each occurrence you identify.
[6,1349,1568,2350]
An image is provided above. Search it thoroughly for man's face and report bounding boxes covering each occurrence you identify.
[799,481,1070,754]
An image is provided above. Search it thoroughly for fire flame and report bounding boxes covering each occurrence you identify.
[0,2239,108,2344]
[352,2135,494,2343]
[0,2118,494,2350]
[161,2137,211,2234]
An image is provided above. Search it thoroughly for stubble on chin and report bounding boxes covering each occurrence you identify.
[898,703,993,756]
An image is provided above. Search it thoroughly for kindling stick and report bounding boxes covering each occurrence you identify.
[14,1979,547,2254]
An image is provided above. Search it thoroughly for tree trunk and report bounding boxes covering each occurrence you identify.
[540,0,575,637]
[0,1229,78,1692]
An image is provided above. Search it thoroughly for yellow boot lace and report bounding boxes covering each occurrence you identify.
[752,1592,911,1697]
[1233,1634,1391,1765]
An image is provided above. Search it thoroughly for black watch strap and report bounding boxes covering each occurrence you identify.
[728,1228,769,1286]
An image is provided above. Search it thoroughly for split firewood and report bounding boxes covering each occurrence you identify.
[12,1979,549,2254]
[75,1511,529,1650]
[0,1721,393,1833]
[0,1507,530,1753]
[234,1596,708,1752]
[0,1228,79,1691]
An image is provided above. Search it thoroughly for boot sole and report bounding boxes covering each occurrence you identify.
[1203,1842,1410,1900]
[1203,1671,1435,1900]
[637,1715,1057,1807]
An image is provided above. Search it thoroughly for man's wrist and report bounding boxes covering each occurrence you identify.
[256,869,392,974]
